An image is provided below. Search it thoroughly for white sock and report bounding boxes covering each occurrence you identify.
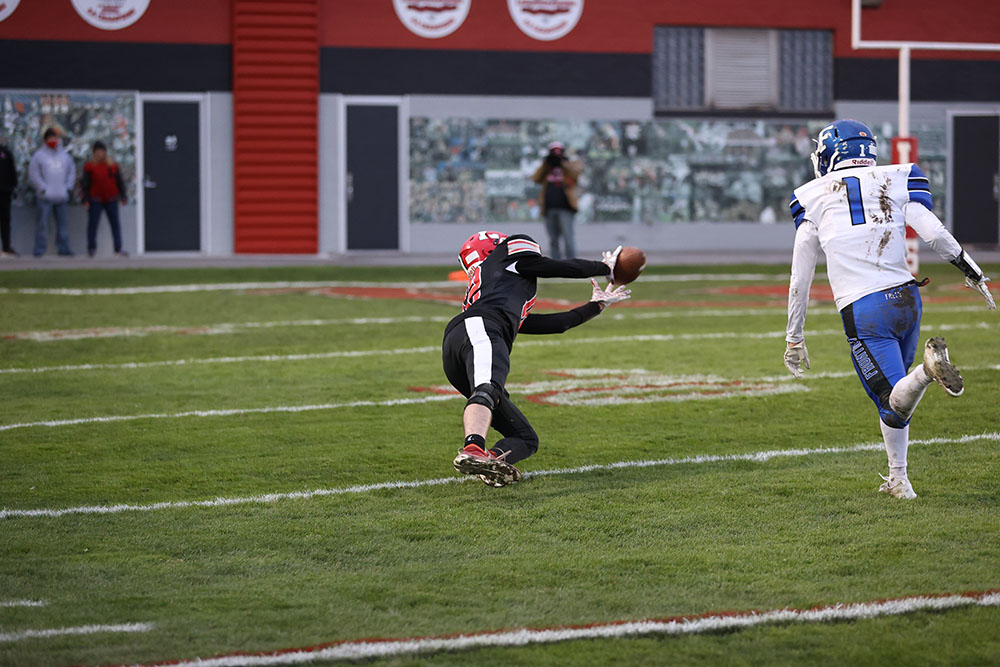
[880,419,909,479]
[888,365,932,421]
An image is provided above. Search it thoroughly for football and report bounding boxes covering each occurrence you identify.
[612,246,646,285]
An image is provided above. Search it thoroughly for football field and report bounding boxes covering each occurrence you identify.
[2,262,999,666]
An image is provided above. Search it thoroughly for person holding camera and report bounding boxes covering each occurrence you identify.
[532,141,580,259]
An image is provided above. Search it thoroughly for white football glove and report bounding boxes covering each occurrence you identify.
[783,341,810,378]
[965,275,996,310]
[601,245,623,282]
[590,278,631,310]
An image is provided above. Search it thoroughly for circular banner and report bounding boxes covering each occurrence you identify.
[71,0,150,31]
[507,0,583,41]
[393,0,470,39]
[0,0,21,23]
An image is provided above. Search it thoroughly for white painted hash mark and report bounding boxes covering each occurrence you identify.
[2,432,996,520]
[0,599,47,608]
[135,591,1000,666]
[0,622,154,643]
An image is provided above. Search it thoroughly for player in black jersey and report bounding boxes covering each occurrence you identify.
[442,230,630,487]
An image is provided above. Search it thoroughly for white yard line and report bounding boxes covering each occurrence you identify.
[133,591,1000,666]
[0,273,795,297]
[0,622,153,643]
[3,304,986,343]
[0,394,457,433]
[3,432,996,520]
[3,321,996,376]
[0,599,47,608]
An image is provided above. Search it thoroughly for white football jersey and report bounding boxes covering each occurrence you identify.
[790,163,927,310]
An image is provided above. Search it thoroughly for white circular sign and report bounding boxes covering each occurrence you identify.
[0,0,21,23]
[393,0,470,39]
[507,0,583,41]
[71,0,150,31]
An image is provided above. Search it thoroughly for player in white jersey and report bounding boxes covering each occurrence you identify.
[783,119,995,499]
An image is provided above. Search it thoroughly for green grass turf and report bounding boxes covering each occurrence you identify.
[1,262,998,665]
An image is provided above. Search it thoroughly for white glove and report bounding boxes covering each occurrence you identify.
[590,278,631,310]
[601,245,623,282]
[965,275,996,310]
[783,341,810,378]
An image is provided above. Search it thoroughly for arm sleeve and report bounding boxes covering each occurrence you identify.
[511,254,611,280]
[114,167,127,201]
[28,155,43,192]
[65,155,76,190]
[903,200,961,262]
[785,220,821,344]
[80,168,91,199]
[518,302,602,335]
[532,163,547,184]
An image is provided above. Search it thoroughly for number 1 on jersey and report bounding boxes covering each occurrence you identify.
[843,176,866,226]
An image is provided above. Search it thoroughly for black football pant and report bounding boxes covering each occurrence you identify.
[442,316,539,465]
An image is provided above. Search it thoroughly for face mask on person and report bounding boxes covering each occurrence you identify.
[46,139,59,149]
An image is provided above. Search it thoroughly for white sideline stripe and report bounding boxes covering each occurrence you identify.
[3,321,996,376]
[0,394,457,433]
[0,622,153,643]
[137,592,1000,666]
[0,599,47,608]
[4,303,985,343]
[1,273,795,296]
[3,432,996,520]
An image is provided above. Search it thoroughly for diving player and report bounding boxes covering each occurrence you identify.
[443,231,630,487]
[783,119,995,499]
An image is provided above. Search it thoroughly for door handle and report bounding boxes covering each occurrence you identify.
[346,172,354,203]
[144,176,157,189]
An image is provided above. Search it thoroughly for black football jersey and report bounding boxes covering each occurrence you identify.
[444,234,609,350]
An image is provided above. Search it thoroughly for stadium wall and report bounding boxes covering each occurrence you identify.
[0,0,997,257]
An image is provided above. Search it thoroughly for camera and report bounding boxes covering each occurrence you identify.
[545,151,563,167]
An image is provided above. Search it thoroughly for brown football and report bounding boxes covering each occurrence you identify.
[612,246,646,285]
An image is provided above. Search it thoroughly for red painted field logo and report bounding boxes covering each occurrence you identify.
[0,0,20,23]
[412,368,807,407]
[393,0,470,39]
[507,0,583,41]
[71,0,150,30]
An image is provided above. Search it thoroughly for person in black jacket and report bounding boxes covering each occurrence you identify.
[0,139,17,256]
[443,231,629,487]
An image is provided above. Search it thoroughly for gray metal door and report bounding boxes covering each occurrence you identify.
[143,101,201,251]
[346,105,399,250]
[951,114,999,245]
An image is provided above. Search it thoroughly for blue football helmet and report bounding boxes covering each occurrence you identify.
[811,119,878,178]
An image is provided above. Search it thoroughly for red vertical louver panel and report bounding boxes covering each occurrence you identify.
[232,0,319,253]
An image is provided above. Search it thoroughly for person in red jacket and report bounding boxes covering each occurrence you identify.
[81,141,127,257]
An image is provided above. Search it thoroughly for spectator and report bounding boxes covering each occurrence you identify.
[0,138,17,257]
[532,141,580,259]
[81,140,127,257]
[28,128,76,257]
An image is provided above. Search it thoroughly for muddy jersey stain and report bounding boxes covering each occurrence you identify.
[877,228,893,257]
[870,176,893,225]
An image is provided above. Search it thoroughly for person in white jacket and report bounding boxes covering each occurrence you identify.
[28,128,77,256]
[783,119,995,500]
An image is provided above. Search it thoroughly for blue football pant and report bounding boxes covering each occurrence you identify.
[840,283,922,428]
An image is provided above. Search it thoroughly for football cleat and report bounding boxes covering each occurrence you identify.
[923,337,964,397]
[878,473,917,500]
[453,444,522,487]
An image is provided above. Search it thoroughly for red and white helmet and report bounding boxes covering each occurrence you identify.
[459,231,508,275]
